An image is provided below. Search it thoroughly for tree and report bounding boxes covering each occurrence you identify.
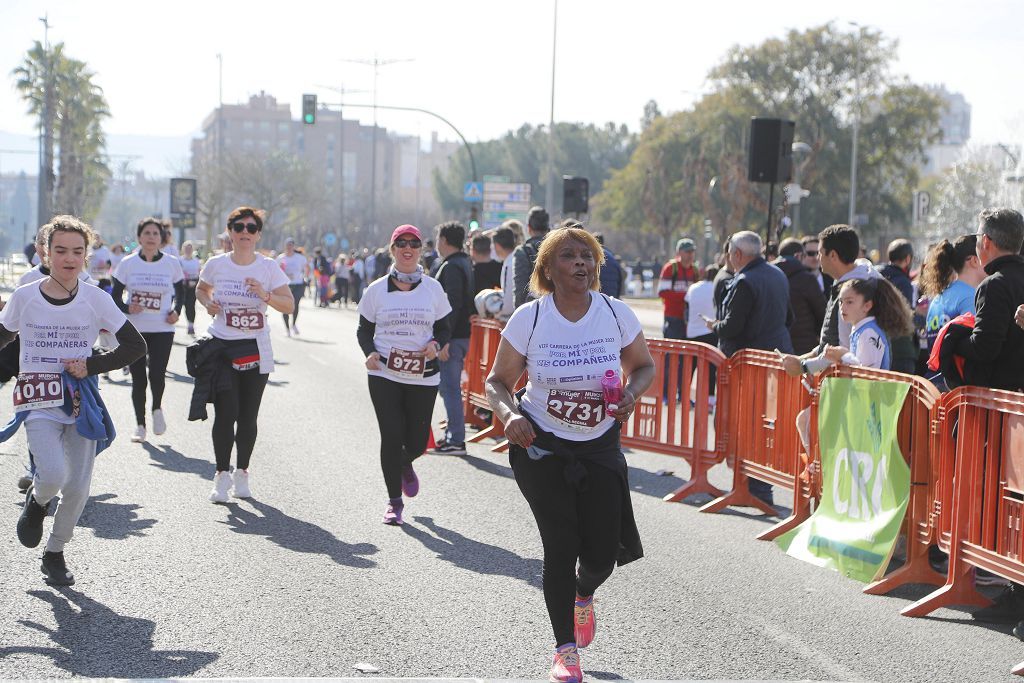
[12,41,111,222]
[929,151,1024,242]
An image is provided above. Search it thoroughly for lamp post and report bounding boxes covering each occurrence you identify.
[848,22,863,228]
[789,141,812,235]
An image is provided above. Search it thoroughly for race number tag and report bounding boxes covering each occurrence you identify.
[386,348,426,379]
[226,308,265,331]
[546,389,606,431]
[130,290,163,311]
[13,372,65,413]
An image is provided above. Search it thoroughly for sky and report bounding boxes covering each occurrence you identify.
[1,0,1022,177]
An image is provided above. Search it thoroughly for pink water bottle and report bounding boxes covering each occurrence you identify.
[601,369,623,410]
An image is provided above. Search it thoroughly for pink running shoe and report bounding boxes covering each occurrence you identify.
[549,643,583,683]
[401,464,419,498]
[383,500,404,525]
[574,595,596,648]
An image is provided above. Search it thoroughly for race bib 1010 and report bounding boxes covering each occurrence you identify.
[13,372,65,412]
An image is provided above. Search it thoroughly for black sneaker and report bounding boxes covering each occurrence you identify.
[972,583,1024,623]
[431,440,467,456]
[40,551,75,586]
[17,486,47,548]
[1014,621,1024,643]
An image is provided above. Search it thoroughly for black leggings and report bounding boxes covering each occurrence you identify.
[367,374,437,499]
[212,368,269,472]
[332,277,349,304]
[510,447,622,647]
[183,282,197,324]
[129,331,174,426]
[283,283,304,327]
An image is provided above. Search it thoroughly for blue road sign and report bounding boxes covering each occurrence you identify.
[463,182,484,203]
[340,237,350,250]
[323,232,337,247]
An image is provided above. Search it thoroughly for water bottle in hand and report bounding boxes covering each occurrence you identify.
[601,369,622,411]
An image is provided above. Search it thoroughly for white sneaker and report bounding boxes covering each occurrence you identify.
[152,409,166,436]
[131,425,146,443]
[291,325,300,336]
[231,469,252,498]
[285,325,291,337]
[208,471,232,503]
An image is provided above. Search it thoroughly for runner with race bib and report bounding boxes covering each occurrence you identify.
[357,225,452,526]
[193,207,291,503]
[112,217,185,443]
[485,225,655,683]
[0,216,146,586]
[179,240,202,336]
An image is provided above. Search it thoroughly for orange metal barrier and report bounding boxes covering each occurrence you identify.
[699,350,812,538]
[463,319,506,440]
[902,386,1024,623]
[621,339,727,502]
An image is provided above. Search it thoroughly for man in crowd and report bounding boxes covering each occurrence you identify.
[510,206,550,307]
[773,238,825,355]
[876,238,918,372]
[423,239,440,273]
[658,238,700,339]
[801,234,827,293]
[594,233,624,298]
[491,225,519,320]
[470,234,501,295]
[432,221,475,456]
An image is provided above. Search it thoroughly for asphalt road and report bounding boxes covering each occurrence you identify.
[0,295,1020,681]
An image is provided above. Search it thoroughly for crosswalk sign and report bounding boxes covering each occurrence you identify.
[463,182,483,203]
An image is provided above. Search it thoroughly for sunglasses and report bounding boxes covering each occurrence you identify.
[393,238,422,249]
[804,250,819,257]
[231,222,260,234]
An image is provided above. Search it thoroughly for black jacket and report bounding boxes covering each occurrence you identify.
[512,234,546,307]
[954,254,1024,391]
[878,264,914,306]
[186,336,259,421]
[773,256,825,355]
[435,251,475,340]
[713,257,793,357]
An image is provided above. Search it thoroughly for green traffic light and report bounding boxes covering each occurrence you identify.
[469,219,480,230]
[304,114,314,124]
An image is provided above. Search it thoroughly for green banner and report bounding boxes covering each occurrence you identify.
[776,377,911,582]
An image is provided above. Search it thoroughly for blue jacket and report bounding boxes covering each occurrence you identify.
[0,371,116,455]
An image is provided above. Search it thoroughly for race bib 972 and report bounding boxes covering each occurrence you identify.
[386,348,427,379]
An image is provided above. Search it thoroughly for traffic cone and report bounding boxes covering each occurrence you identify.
[427,426,436,451]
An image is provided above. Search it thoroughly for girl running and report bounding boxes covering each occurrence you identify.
[357,225,451,525]
[112,217,185,443]
[276,238,308,336]
[486,226,655,683]
[192,207,292,502]
[0,215,146,586]
[179,241,202,336]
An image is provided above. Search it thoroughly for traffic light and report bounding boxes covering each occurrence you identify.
[302,94,317,125]
[468,206,480,231]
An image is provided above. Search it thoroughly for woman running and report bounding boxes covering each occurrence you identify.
[276,238,308,336]
[486,226,655,683]
[0,215,146,586]
[179,241,202,336]
[193,207,292,502]
[112,217,185,443]
[332,251,350,307]
[357,225,451,525]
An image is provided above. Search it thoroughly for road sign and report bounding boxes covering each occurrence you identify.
[323,233,337,247]
[170,213,195,229]
[913,191,931,225]
[340,237,350,250]
[483,181,531,230]
[463,182,483,203]
[170,178,196,214]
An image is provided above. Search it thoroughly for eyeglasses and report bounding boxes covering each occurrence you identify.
[231,222,260,234]
[804,250,819,257]
[393,238,422,249]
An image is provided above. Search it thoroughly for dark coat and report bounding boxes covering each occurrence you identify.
[436,251,475,340]
[878,264,915,306]
[713,257,793,357]
[773,256,825,355]
[954,254,1024,391]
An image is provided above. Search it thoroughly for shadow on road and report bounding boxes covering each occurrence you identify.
[77,492,157,540]
[403,515,542,589]
[0,588,218,677]
[288,337,335,346]
[143,442,210,480]
[458,452,514,480]
[220,499,378,569]
[165,370,193,384]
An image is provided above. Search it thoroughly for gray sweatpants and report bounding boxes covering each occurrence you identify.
[25,418,97,553]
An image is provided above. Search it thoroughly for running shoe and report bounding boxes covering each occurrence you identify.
[574,594,596,648]
[122,366,130,376]
[41,551,75,586]
[208,471,232,503]
[549,643,583,683]
[231,469,252,498]
[17,474,33,492]
[431,440,467,456]
[383,500,404,526]
[975,568,1011,587]
[17,486,47,549]
[152,409,167,436]
[291,325,300,336]
[187,323,195,336]
[401,464,419,498]
[131,425,146,443]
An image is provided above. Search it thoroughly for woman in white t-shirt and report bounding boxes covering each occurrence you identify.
[357,225,452,526]
[194,207,292,502]
[331,253,350,306]
[112,217,185,444]
[276,238,309,336]
[179,241,202,336]
[486,225,655,683]
[0,216,146,586]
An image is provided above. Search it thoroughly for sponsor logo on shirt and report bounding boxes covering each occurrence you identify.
[560,375,584,383]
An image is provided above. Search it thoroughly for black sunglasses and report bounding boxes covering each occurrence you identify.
[393,238,422,249]
[804,250,819,257]
[231,222,260,234]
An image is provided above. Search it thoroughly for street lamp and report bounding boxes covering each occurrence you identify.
[848,21,863,229]
[787,141,812,235]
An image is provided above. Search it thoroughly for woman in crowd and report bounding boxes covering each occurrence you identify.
[179,241,202,336]
[919,235,986,353]
[112,217,185,443]
[485,226,655,683]
[313,247,333,307]
[332,251,350,307]
[193,207,292,502]
[357,225,451,526]
[276,238,308,337]
[1,215,146,586]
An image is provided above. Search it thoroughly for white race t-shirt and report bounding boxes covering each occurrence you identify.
[358,276,452,387]
[109,251,125,272]
[277,253,308,285]
[179,256,201,282]
[18,266,93,288]
[501,292,642,441]
[0,280,126,424]
[162,244,180,258]
[685,280,716,339]
[113,253,184,334]
[89,246,112,281]
[200,252,289,342]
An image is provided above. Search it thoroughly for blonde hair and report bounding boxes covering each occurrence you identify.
[528,226,604,297]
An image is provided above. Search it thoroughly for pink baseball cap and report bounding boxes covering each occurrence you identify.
[390,224,422,244]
